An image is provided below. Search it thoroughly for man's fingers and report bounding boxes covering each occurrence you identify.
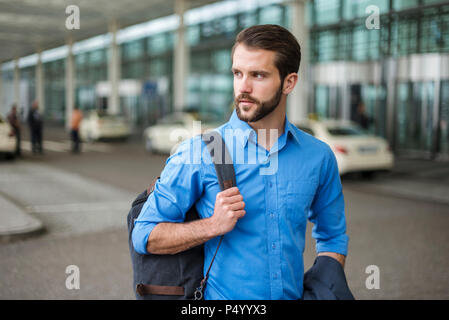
[233,210,246,219]
[218,186,240,198]
[222,194,243,204]
[229,201,245,211]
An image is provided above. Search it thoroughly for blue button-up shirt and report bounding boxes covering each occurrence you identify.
[132,110,349,300]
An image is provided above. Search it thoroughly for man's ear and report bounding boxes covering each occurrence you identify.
[282,73,298,95]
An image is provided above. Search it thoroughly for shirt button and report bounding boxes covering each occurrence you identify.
[272,242,276,250]
[269,182,273,188]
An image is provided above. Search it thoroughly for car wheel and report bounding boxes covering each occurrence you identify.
[4,152,15,160]
[361,171,376,180]
[86,131,94,143]
[145,137,153,153]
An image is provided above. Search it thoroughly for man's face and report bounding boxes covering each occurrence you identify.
[232,44,283,123]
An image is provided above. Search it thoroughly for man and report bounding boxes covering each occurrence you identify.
[354,101,372,130]
[7,104,21,156]
[132,25,349,300]
[70,106,83,153]
[28,101,43,154]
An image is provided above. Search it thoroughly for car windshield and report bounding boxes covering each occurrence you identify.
[327,125,365,136]
[158,113,185,125]
[100,115,125,120]
[95,111,125,120]
[297,126,314,136]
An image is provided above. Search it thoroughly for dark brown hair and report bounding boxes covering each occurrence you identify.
[231,24,301,81]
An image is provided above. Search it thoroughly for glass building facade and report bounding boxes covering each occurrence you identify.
[309,0,449,159]
[1,0,449,159]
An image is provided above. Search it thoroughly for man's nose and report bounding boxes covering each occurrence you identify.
[238,76,252,94]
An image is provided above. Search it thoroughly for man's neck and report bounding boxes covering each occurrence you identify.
[248,103,286,152]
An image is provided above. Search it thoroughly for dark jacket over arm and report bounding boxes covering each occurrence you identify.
[303,256,355,300]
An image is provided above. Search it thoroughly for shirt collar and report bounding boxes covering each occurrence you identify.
[228,109,301,148]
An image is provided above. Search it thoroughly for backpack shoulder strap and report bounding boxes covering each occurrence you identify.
[195,130,235,300]
[201,130,236,191]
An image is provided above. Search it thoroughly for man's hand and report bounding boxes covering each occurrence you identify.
[210,187,246,236]
[146,187,245,255]
[318,252,346,268]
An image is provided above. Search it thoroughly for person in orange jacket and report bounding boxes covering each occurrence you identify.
[70,106,83,153]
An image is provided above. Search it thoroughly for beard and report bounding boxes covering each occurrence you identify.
[234,83,283,123]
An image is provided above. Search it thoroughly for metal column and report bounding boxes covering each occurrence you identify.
[36,51,45,114]
[109,22,121,115]
[65,40,75,130]
[288,0,310,122]
[173,0,189,112]
[14,59,20,109]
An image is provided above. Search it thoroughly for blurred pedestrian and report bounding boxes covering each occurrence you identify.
[70,106,83,154]
[7,104,21,156]
[354,102,372,130]
[28,100,43,154]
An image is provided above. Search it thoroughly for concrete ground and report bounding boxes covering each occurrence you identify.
[0,125,448,299]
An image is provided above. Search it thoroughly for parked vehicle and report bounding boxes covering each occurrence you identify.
[294,119,394,176]
[79,110,130,142]
[143,112,221,154]
[0,115,16,158]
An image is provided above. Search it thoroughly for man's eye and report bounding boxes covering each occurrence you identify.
[233,71,241,77]
[255,73,264,79]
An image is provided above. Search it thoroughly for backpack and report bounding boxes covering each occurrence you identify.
[127,131,235,300]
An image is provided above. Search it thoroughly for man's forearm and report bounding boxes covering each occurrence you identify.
[146,217,217,255]
[318,252,346,268]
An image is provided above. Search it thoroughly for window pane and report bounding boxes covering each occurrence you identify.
[239,11,257,28]
[314,0,340,25]
[212,49,231,73]
[317,31,337,61]
[187,25,200,46]
[259,5,283,25]
[343,0,389,20]
[123,41,143,60]
[148,34,167,55]
[393,0,419,11]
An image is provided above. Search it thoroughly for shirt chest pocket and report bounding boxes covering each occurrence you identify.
[284,180,318,225]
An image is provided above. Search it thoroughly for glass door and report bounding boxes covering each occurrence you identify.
[314,85,329,118]
[313,85,341,119]
[361,84,387,138]
[396,81,435,153]
[439,80,449,156]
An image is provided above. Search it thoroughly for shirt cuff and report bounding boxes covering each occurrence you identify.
[316,233,349,256]
[132,221,158,255]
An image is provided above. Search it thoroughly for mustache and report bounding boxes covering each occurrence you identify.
[235,93,261,105]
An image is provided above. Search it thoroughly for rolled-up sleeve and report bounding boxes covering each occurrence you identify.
[308,146,349,256]
[131,138,204,254]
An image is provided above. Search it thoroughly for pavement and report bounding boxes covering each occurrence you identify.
[341,157,449,206]
[0,195,43,242]
[1,125,448,300]
[0,159,134,242]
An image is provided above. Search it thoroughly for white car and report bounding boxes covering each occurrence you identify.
[144,112,221,154]
[0,115,16,158]
[80,111,130,142]
[295,119,394,176]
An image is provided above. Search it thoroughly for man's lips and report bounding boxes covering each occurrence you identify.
[239,99,255,104]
